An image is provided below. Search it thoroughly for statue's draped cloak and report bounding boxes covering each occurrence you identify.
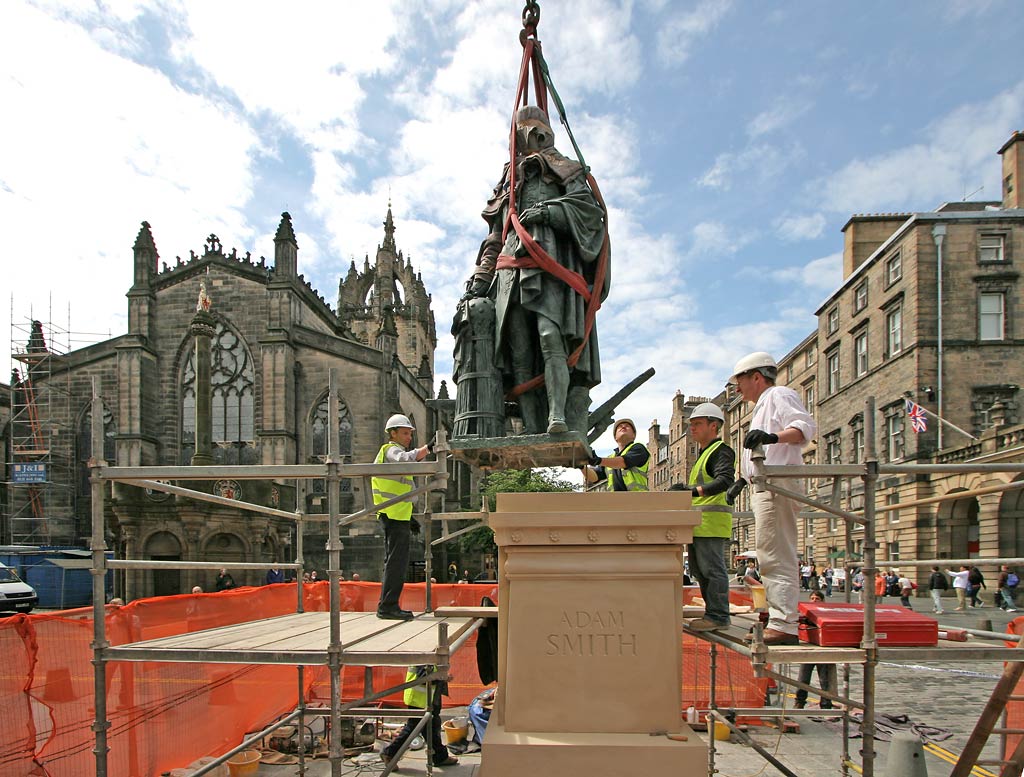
[482,148,610,390]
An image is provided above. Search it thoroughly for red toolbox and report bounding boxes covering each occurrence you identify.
[798,602,938,647]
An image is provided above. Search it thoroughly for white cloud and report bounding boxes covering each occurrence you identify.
[747,98,811,138]
[687,222,751,258]
[818,81,1024,214]
[775,213,826,241]
[697,143,799,191]
[171,3,405,152]
[655,0,734,67]
[770,252,843,292]
[942,0,1005,21]
[0,1,260,338]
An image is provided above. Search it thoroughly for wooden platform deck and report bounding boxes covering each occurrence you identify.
[104,611,482,666]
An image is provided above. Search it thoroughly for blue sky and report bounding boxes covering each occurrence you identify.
[2,0,1023,452]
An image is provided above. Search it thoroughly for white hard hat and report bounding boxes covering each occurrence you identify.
[385,413,415,431]
[730,352,778,384]
[689,402,725,423]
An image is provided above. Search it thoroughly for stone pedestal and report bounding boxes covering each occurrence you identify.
[481,492,707,777]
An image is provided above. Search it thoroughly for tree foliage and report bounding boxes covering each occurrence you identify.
[455,468,579,554]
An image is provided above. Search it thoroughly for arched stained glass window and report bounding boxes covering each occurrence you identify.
[308,394,354,511]
[181,321,256,465]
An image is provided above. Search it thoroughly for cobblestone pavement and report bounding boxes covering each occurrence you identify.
[256,590,1023,776]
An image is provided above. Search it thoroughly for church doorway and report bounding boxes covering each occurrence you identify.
[144,531,182,597]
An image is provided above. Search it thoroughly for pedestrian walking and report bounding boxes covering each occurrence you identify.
[947,565,971,611]
[968,566,987,607]
[997,565,1019,612]
[897,571,913,608]
[928,565,948,614]
[852,568,865,604]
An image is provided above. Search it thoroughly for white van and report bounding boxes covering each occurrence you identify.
[0,563,38,614]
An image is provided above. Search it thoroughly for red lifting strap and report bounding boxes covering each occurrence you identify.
[502,34,610,401]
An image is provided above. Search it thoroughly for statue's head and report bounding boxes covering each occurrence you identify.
[515,105,554,154]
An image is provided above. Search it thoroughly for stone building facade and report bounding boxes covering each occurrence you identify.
[659,132,1024,585]
[5,208,442,598]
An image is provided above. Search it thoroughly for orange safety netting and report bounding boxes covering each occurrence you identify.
[1003,616,1024,763]
[0,582,765,775]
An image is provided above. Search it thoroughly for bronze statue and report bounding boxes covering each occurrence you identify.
[455,106,609,436]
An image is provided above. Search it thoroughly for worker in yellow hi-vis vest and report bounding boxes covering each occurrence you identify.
[374,414,433,621]
[379,665,459,770]
[670,402,735,633]
[581,418,650,491]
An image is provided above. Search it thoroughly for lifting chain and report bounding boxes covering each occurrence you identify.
[520,0,540,45]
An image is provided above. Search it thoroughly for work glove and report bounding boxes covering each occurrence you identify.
[427,441,436,454]
[668,482,696,495]
[726,478,747,506]
[587,449,602,466]
[409,519,421,535]
[743,429,778,449]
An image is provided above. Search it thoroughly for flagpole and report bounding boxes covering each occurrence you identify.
[904,393,979,443]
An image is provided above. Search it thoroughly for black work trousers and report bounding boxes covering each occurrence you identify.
[382,690,450,764]
[378,516,411,611]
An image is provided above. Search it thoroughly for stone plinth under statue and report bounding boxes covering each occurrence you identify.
[481,492,706,777]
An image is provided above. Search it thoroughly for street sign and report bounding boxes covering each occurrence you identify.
[11,463,47,483]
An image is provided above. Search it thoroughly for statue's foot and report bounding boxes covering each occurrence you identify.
[547,416,568,434]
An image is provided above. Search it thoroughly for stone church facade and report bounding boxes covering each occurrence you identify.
[8,208,441,599]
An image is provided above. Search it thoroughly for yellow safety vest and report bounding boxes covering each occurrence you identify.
[403,665,432,708]
[689,439,731,538]
[607,441,649,492]
[373,442,414,521]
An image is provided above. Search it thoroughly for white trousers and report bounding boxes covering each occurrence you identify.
[753,489,800,635]
[930,589,944,612]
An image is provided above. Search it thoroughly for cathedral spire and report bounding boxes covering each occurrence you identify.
[382,201,396,253]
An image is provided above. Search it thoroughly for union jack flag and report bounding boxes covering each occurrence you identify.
[906,399,928,433]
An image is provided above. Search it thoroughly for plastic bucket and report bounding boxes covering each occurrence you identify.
[748,584,767,612]
[441,717,469,745]
[226,750,261,776]
[712,719,731,741]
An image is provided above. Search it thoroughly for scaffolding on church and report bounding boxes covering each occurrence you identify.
[6,310,75,545]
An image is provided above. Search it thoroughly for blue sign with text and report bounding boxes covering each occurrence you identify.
[12,463,47,483]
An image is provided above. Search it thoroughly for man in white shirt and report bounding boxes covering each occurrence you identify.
[729,352,816,645]
[947,565,971,611]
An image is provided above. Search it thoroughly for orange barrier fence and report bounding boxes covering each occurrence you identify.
[1004,616,1024,763]
[0,582,765,775]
